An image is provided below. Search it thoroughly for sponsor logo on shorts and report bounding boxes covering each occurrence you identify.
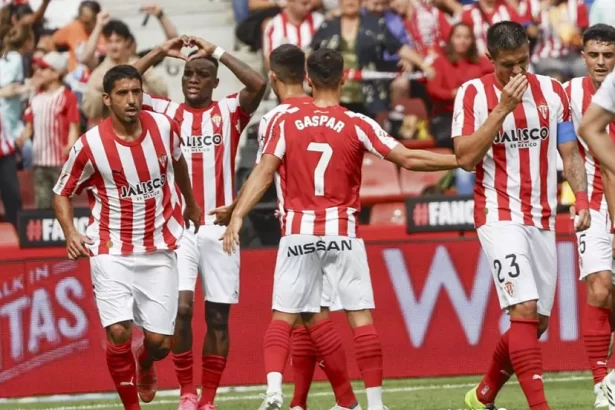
[504,281,514,297]
[287,239,353,257]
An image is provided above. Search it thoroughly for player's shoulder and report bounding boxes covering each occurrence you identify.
[599,71,615,91]
[531,73,565,92]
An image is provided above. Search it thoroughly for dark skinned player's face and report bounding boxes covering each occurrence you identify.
[182,58,219,106]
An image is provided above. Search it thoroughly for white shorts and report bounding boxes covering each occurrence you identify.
[272,235,374,313]
[321,275,343,312]
[577,208,615,280]
[176,225,240,304]
[477,222,557,316]
[90,251,178,335]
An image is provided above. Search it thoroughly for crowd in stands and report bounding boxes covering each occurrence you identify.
[0,0,609,238]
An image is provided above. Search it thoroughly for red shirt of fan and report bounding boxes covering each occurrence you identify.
[263,104,398,237]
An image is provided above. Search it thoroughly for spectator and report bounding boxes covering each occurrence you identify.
[235,0,282,52]
[310,0,433,116]
[81,20,167,124]
[262,0,324,70]
[0,0,51,47]
[403,0,458,60]
[52,1,104,74]
[461,0,523,55]
[590,0,615,27]
[0,24,35,169]
[0,110,22,228]
[15,52,79,210]
[532,0,588,81]
[427,22,491,147]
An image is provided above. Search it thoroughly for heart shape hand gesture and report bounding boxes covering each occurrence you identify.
[160,36,218,62]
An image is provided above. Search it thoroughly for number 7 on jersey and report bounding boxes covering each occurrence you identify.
[307,142,332,196]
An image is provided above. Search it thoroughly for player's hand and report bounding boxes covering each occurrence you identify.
[66,231,93,261]
[187,37,216,61]
[161,36,190,61]
[183,202,203,233]
[140,3,163,17]
[209,204,235,226]
[499,73,528,113]
[221,216,242,255]
[397,59,414,73]
[570,205,591,231]
[96,10,111,27]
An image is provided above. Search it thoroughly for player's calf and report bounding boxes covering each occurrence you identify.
[508,301,550,410]
[105,321,140,410]
[136,332,172,404]
[173,291,198,404]
[199,302,231,408]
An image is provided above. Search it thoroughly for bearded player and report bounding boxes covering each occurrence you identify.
[221,48,459,410]
[456,22,590,410]
[53,65,202,410]
[564,24,615,409]
[133,36,266,410]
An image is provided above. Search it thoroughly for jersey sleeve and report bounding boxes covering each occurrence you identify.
[257,108,287,164]
[593,71,615,114]
[552,79,571,123]
[225,93,251,135]
[354,114,399,158]
[451,82,479,138]
[23,105,33,123]
[170,118,182,161]
[263,115,287,160]
[53,137,95,197]
[65,90,81,123]
[142,92,172,114]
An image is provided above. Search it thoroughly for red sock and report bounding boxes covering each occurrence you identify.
[477,331,514,404]
[583,305,611,384]
[172,351,196,396]
[106,341,140,410]
[199,355,227,406]
[308,319,357,408]
[290,327,317,409]
[509,319,550,410]
[354,324,383,389]
[264,320,293,374]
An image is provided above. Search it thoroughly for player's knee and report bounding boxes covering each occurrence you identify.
[176,301,194,323]
[106,322,132,344]
[345,309,374,329]
[205,302,230,330]
[509,300,539,319]
[587,273,613,306]
[145,334,172,361]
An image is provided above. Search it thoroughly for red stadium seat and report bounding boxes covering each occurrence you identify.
[370,202,407,226]
[0,223,19,248]
[360,153,401,204]
[399,148,453,197]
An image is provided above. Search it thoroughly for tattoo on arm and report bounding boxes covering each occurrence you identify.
[566,148,588,193]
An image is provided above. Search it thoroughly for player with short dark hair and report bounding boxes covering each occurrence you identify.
[53,64,202,410]
[455,21,590,410]
[221,47,458,410]
[564,23,615,408]
[133,36,267,410]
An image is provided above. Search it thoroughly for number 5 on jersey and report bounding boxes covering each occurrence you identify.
[307,142,332,196]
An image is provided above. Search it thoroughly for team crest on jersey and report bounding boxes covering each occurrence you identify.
[158,154,167,166]
[537,104,548,119]
[212,114,222,128]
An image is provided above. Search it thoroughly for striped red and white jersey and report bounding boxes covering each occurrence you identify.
[142,93,250,225]
[532,0,588,61]
[514,0,540,24]
[594,71,615,115]
[263,104,398,237]
[461,1,522,55]
[452,73,570,230]
[404,1,452,56]
[564,76,611,212]
[24,86,80,167]
[53,111,185,256]
[263,11,324,57]
[0,112,15,158]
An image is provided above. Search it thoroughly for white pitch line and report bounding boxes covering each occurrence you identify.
[5,374,592,410]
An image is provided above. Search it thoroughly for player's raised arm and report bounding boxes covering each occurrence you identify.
[133,37,189,75]
[52,139,95,260]
[189,37,267,114]
[453,74,528,171]
[354,114,458,171]
[579,72,615,176]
